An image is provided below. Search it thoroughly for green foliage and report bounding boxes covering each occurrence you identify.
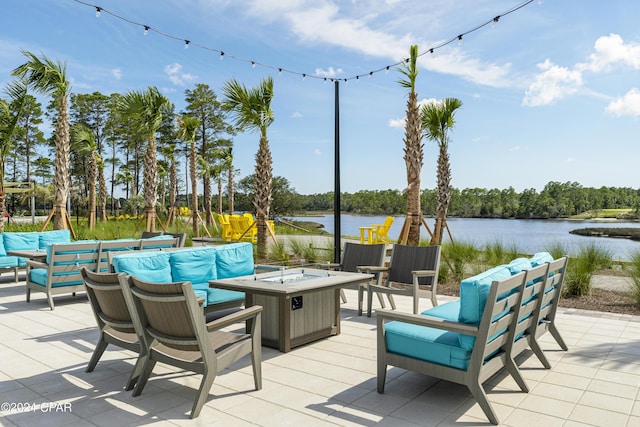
[626,250,640,306]
[483,240,520,267]
[122,195,145,216]
[441,241,480,282]
[545,242,568,260]
[564,242,612,296]
[268,240,290,263]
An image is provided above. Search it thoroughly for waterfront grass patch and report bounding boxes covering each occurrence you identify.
[565,242,613,296]
[626,250,640,306]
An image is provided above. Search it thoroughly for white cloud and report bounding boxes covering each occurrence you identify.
[291,111,303,118]
[388,118,404,128]
[313,148,322,156]
[523,33,640,107]
[605,88,640,117]
[164,62,197,86]
[522,59,583,106]
[315,67,343,78]
[111,68,122,80]
[509,145,521,152]
[582,34,640,73]
[565,157,577,163]
[246,1,512,88]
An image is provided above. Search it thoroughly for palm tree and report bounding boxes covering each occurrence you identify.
[118,87,170,231]
[176,114,201,236]
[13,51,71,230]
[398,45,423,246]
[71,124,100,229]
[421,98,463,245]
[0,80,27,232]
[222,77,274,259]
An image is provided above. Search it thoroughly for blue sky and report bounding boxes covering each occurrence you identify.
[2,0,640,195]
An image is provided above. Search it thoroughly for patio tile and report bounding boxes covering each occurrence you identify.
[1,281,639,426]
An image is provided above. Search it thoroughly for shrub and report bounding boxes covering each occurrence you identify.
[626,249,640,306]
[565,242,612,296]
[483,239,520,267]
[442,241,480,282]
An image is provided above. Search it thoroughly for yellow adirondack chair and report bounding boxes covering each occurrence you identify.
[371,216,394,245]
[217,214,233,241]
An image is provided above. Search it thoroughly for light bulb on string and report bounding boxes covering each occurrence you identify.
[251,61,256,69]
[184,40,190,49]
[219,51,224,60]
[430,48,434,58]
[385,66,390,74]
[95,7,101,18]
[492,16,500,28]
[302,73,306,80]
[143,26,149,36]
[457,35,463,46]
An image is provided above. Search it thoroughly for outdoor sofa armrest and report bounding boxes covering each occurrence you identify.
[357,265,389,273]
[26,260,47,269]
[376,308,479,336]
[206,304,263,331]
[412,269,437,277]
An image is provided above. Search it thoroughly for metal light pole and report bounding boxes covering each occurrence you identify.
[333,80,341,263]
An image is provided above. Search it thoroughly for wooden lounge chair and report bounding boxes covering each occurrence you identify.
[119,274,263,419]
[371,216,394,245]
[320,242,388,315]
[360,244,441,317]
[377,271,531,425]
[81,268,143,390]
[533,256,569,352]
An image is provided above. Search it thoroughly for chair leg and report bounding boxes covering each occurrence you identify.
[132,358,156,397]
[125,353,147,391]
[14,267,18,283]
[190,370,216,419]
[377,361,387,393]
[375,292,386,308]
[340,288,347,303]
[468,380,499,425]
[505,355,529,393]
[367,288,374,317]
[549,323,568,351]
[252,340,262,391]
[26,287,31,302]
[47,293,55,310]
[86,337,108,372]
[357,286,364,316]
[528,336,551,369]
[387,294,396,310]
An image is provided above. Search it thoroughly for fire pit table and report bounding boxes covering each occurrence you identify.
[209,267,373,352]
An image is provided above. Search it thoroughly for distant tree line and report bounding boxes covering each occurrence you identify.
[268,181,640,219]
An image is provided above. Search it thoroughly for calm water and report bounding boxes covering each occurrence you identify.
[284,214,640,261]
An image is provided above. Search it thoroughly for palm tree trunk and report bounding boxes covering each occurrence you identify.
[228,166,234,214]
[169,159,177,225]
[143,134,158,231]
[203,172,212,226]
[98,167,107,221]
[217,178,223,214]
[433,141,451,245]
[404,91,423,245]
[254,135,272,259]
[87,155,97,230]
[190,141,199,236]
[53,96,70,230]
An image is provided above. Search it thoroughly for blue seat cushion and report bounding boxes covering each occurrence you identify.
[385,315,471,370]
[215,242,254,279]
[170,247,217,283]
[143,234,176,249]
[112,251,172,283]
[38,230,71,250]
[191,282,244,306]
[459,265,511,325]
[530,252,553,267]
[29,268,83,287]
[3,232,39,251]
[0,255,19,268]
[0,234,6,256]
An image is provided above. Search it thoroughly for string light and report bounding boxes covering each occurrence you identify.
[74,0,537,83]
